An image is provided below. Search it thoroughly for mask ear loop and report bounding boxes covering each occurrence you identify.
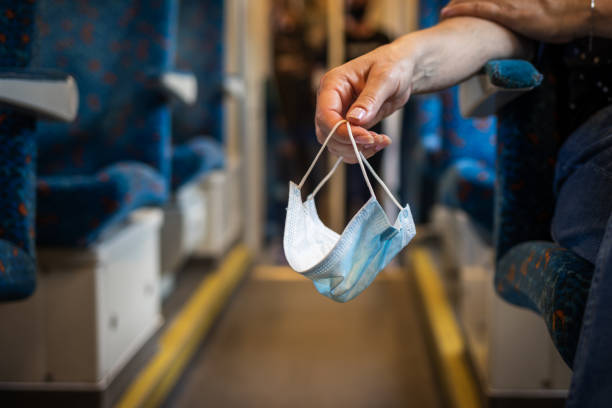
[298,119,347,190]
[345,121,376,198]
[299,120,398,210]
[359,152,403,210]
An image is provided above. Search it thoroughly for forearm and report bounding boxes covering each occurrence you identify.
[396,17,532,94]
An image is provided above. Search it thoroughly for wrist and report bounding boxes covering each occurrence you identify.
[387,34,422,91]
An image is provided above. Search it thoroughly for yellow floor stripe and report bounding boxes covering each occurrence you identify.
[115,245,251,408]
[410,247,481,408]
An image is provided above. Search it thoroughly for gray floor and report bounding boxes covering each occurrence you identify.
[165,267,443,408]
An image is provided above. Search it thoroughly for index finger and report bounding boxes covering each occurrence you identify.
[315,73,376,145]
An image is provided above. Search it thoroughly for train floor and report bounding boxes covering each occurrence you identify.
[163,264,444,408]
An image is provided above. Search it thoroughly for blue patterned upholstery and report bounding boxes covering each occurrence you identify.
[0,1,37,300]
[174,0,224,143]
[438,157,495,235]
[37,162,166,247]
[497,242,592,366]
[493,52,594,367]
[171,137,224,191]
[169,0,225,191]
[485,59,544,89]
[441,89,497,168]
[32,0,179,247]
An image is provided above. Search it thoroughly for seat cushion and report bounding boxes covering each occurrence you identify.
[171,137,224,191]
[497,241,594,367]
[438,157,495,236]
[37,162,167,247]
[0,240,36,301]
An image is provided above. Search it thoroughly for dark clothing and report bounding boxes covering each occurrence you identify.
[562,38,612,134]
[552,105,612,265]
[550,38,612,407]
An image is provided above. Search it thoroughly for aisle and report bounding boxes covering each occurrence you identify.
[164,265,443,408]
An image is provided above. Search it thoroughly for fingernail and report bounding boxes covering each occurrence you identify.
[348,107,366,122]
[357,135,374,144]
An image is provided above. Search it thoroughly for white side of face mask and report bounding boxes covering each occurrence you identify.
[284,183,339,272]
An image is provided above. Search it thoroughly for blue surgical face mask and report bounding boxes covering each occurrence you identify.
[283,120,416,302]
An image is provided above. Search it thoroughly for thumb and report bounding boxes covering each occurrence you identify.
[346,68,396,128]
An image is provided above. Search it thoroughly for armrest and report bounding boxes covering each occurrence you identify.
[459,59,543,118]
[155,70,198,105]
[0,70,78,122]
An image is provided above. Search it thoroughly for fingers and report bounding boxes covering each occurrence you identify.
[346,65,401,129]
[316,67,375,145]
[328,132,392,163]
[314,55,402,163]
[441,1,507,25]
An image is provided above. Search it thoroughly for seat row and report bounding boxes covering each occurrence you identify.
[400,0,593,402]
[0,0,241,386]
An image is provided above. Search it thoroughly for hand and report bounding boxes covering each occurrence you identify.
[315,17,529,163]
[441,0,589,43]
[315,40,415,163]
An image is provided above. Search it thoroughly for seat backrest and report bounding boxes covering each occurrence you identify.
[33,0,178,181]
[440,88,496,168]
[0,1,36,257]
[494,47,563,260]
[173,0,225,143]
[0,1,38,299]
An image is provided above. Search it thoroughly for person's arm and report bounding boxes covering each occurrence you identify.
[441,0,612,42]
[315,17,530,163]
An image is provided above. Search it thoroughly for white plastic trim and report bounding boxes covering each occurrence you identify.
[459,74,534,118]
[0,75,78,122]
[161,72,198,105]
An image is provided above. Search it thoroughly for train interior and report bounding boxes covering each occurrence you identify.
[0,0,584,407]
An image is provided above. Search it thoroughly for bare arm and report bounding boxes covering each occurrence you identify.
[315,17,530,162]
[441,0,612,42]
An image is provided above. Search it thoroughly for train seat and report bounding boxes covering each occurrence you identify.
[166,0,240,262]
[0,0,180,386]
[33,0,180,247]
[0,1,77,301]
[455,57,590,399]
[171,0,225,191]
[488,58,594,367]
